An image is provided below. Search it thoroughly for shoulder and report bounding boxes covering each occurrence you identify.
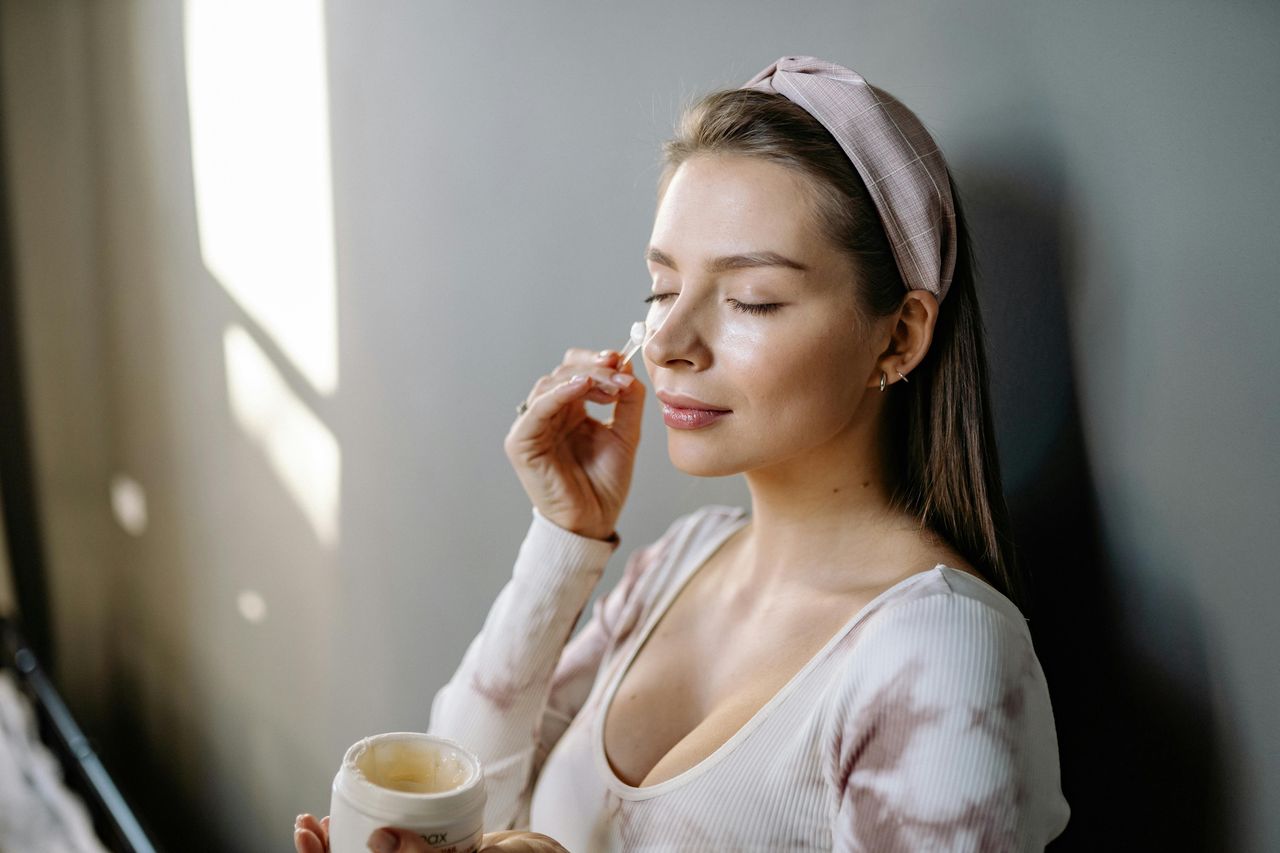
[865,566,1030,643]
[827,575,1071,848]
[840,571,1041,711]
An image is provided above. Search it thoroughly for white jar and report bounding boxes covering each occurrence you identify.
[328,732,486,853]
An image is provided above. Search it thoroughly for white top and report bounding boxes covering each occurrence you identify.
[429,505,1070,851]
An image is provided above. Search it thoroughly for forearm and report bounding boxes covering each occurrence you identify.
[428,508,619,827]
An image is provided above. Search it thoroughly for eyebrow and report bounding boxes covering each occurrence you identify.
[645,246,809,274]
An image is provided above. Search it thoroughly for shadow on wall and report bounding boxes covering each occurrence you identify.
[962,143,1234,851]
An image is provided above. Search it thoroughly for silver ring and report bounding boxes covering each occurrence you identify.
[515,400,530,416]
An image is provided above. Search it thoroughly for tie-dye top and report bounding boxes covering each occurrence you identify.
[428,504,1070,851]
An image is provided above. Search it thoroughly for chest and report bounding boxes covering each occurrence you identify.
[600,568,882,789]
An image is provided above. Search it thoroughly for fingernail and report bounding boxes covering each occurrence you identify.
[369,829,400,853]
[597,349,614,358]
[611,373,634,387]
[569,374,586,384]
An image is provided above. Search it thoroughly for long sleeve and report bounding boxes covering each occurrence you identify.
[829,593,1071,852]
[428,506,676,832]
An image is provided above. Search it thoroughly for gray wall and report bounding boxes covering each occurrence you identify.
[1,1,1276,850]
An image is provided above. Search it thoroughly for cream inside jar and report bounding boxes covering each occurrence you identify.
[350,737,475,794]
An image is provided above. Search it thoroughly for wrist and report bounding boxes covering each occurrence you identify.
[574,528,620,545]
[532,507,620,545]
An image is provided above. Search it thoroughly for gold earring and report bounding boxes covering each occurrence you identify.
[879,371,887,392]
[897,370,909,383]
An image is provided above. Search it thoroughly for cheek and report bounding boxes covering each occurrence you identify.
[717,321,772,373]
[728,322,858,408]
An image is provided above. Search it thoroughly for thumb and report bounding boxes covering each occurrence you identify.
[608,369,645,442]
[368,827,430,853]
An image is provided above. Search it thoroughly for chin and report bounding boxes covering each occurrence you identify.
[665,433,751,478]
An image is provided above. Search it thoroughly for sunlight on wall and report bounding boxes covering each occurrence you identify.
[109,474,149,537]
[184,0,342,548]
[183,0,338,396]
[236,589,269,625]
[224,325,340,547]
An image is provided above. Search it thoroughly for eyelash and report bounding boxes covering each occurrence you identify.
[642,293,782,316]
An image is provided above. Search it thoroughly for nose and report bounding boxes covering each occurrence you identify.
[642,291,709,369]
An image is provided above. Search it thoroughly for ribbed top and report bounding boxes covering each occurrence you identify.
[429,506,1069,851]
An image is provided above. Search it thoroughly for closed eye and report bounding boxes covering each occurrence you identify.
[643,293,782,316]
[728,298,782,316]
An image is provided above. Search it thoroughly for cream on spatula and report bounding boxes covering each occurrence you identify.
[618,321,648,368]
[617,303,670,368]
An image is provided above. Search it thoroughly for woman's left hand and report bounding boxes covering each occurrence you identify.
[477,829,570,852]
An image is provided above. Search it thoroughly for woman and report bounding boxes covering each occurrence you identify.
[296,55,1070,852]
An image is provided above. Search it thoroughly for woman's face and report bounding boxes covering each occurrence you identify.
[641,154,886,477]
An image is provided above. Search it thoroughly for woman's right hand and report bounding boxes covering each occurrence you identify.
[504,348,645,541]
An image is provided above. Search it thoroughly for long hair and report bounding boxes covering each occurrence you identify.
[657,88,1026,613]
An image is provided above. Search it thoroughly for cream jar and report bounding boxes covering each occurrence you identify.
[328,732,486,853]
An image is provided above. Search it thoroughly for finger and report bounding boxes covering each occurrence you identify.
[540,360,627,393]
[479,830,518,844]
[368,827,432,853]
[534,347,610,391]
[294,828,324,853]
[581,371,633,403]
[525,830,571,852]
[297,814,324,834]
[561,346,607,366]
[593,349,621,370]
[533,368,624,404]
[566,369,642,418]
[509,373,590,437]
[477,831,569,852]
[296,813,328,853]
[554,344,630,385]
[604,368,644,439]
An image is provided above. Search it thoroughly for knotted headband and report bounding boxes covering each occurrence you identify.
[740,56,957,303]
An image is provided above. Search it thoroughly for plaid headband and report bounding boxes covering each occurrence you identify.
[740,56,957,303]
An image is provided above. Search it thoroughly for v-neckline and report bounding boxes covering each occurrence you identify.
[592,508,947,800]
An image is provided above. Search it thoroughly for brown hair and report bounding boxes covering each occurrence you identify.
[657,88,1027,613]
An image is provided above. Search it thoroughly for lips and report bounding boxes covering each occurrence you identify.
[655,390,731,431]
[655,390,731,412]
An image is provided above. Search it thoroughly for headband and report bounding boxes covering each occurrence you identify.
[740,56,957,303]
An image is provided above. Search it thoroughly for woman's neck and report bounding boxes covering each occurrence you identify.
[730,439,925,595]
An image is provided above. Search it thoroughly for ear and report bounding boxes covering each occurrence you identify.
[868,290,938,388]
